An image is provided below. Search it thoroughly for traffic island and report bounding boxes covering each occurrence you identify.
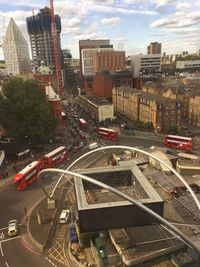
[26,187,67,253]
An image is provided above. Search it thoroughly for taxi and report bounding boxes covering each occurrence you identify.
[8,220,18,237]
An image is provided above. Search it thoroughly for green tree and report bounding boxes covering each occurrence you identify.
[169,125,178,134]
[0,77,57,146]
[79,231,99,248]
[135,120,144,129]
[144,122,154,130]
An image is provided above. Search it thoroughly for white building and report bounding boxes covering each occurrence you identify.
[81,47,114,76]
[78,95,114,122]
[176,60,200,69]
[2,18,31,75]
[131,54,162,77]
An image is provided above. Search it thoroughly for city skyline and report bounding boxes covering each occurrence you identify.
[0,0,200,60]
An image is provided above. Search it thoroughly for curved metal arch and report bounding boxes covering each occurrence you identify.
[38,168,200,255]
[40,145,200,212]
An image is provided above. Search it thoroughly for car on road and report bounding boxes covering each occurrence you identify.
[79,142,85,148]
[59,209,70,224]
[89,142,100,150]
[8,220,18,237]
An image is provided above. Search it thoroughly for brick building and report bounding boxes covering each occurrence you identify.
[79,39,113,75]
[143,81,191,118]
[113,86,182,131]
[188,92,200,127]
[93,51,125,74]
[92,72,113,99]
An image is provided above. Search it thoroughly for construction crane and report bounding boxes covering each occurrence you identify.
[50,0,62,97]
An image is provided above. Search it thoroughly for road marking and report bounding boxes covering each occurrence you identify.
[1,236,20,243]
[45,256,57,267]
[5,261,9,267]
[0,227,8,231]
[0,242,4,256]
[0,232,5,240]
[0,224,22,232]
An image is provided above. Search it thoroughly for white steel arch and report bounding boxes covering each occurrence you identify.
[38,168,200,255]
[42,146,200,212]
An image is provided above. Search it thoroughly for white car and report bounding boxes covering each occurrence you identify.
[59,209,70,224]
[88,142,100,150]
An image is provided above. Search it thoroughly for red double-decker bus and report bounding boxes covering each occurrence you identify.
[164,135,193,151]
[96,127,118,141]
[14,160,42,191]
[42,146,68,168]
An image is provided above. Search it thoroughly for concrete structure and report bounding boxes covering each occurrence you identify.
[74,165,164,232]
[81,47,114,76]
[2,18,31,75]
[131,54,162,77]
[149,150,172,173]
[78,95,114,122]
[109,225,183,266]
[112,86,182,131]
[79,39,113,75]
[93,50,125,74]
[147,42,162,55]
[176,60,200,69]
[26,7,62,69]
[176,160,200,175]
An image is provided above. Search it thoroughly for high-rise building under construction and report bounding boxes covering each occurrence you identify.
[26,7,62,69]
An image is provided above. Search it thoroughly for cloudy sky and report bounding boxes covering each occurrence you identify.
[0,0,200,60]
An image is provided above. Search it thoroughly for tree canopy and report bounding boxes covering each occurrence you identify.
[0,77,57,146]
[176,55,200,61]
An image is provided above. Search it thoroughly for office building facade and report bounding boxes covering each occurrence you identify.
[93,50,126,74]
[131,54,162,77]
[81,47,114,76]
[147,42,162,55]
[3,18,31,75]
[79,39,113,75]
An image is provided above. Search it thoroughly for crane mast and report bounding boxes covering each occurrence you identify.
[50,0,62,97]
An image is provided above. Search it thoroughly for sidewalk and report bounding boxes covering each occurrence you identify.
[0,158,32,188]
[0,163,15,188]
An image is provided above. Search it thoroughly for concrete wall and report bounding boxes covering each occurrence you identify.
[78,201,164,232]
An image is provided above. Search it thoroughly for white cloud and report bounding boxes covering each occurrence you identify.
[151,10,200,28]
[153,0,177,6]
[176,2,191,10]
[63,18,82,28]
[101,17,121,27]
[124,0,176,6]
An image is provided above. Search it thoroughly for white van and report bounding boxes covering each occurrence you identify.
[88,142,100,150]
[59,209,70,223]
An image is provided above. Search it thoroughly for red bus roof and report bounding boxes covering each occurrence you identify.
[97,127,117,133]
[43,146,66,158]
[166,135,192,141]
[19,161,41,174]
[14,160,41,183]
